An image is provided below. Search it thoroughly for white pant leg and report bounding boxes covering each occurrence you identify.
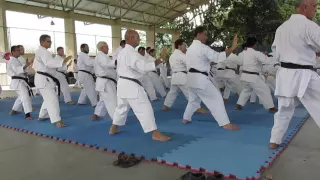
[164,85,180,108]
[94,99,107,117]
[251,80,275,109]
[78,88,87,104]
[58,77,72,103]
[142,75,157,101]
[266,77,276,94]
[250,92,257,103]
[113,89,157,133]
[183,88,202,121]
[81,77,97,106]
[270,97,298,144]
[237,82,253,106]
[223,81,232,99]
[14,84,32,113]
[100,83,117,120]
[148,73,167,97]
[12,96,23,112]
[197,82,230,126]
[38,86,61,123]
[180,85,189,100]
[231,76,243,95]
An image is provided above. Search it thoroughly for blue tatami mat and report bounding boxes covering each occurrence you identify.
[0,91,309,179]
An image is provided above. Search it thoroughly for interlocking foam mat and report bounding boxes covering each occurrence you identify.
[0,91,309,180]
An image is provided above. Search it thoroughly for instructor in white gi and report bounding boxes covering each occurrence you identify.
[182,26,239,130]
[270,0,320,149]
[109,30,171,141]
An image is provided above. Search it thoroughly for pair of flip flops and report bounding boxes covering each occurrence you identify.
[180,172,224,180]
[113,153,142,168]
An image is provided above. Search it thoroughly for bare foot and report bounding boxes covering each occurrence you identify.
[109,125,120,135]
[269,107,278,113]
[182,119,191,124]
[161,105,170,111]
[196,108,208,114]
[152,130,171,141]
[223,123,240,130]
[92,114,100,121]
[25,117,33,120]
[55,121,66,128]
[9,110,18,115]
[269,143,279,149]
[234,104,243,110]
[67,101,74,105]
[38,117,50,121]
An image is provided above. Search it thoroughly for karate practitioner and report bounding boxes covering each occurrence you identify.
[138,47,158,101]
[162,39,206,113]
[77,44,98,107]
[33,34,72,127]
[112,40,125,62]
[54,47,73,104]
[72,59,81,88]
[270,0,320,149]
[146,49,167,98]
[234,37,278,112]
[92,41,117,120]
[182,26,239,130]
[7,46,33,120]
[109,29,171,141]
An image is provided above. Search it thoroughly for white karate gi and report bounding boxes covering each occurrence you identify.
[93,51,117,119]
[113,44,157,133]
[159,62,170,88]
[163,49,190,108]
[7,56,32,114]
[183,40,230,126]
[73,63,80,87]
[208,63,220,89]
[33,46,64,123]
[112,46,123,80]
[77,52,97,106]
[262,63,280,94]
[270,14,320,144]
[236,48,275,109]
[146,55,167,97]
[55,55,72,103]
[142,73,158,101]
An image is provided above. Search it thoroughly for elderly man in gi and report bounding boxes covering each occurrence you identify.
[182,26,239,130]
[109,29,171,141]
[270,0,320,149]
[33,34,72,127]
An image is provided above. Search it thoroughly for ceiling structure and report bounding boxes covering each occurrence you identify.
[5,0,210,27]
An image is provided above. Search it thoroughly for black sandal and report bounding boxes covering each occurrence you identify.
[179,172,206,180]
[113,153,141,168]
[206,174,224,180]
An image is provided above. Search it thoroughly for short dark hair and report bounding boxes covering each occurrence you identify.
[146,47,151,52]
[138,46,145,52]
[80,44,88,49]
[120,40,126,46]
[174,39,185,49]
[149,49,155,54]
[11,45,19,53]
[245,37,257,47]
[17,45,23,48]
[39,34,51,43]
[194,26,207,37]
[57,47,64,52]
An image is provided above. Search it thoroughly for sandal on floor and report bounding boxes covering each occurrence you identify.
[113,153,141,168]
[179,172,206,180]
[206,174,224,180]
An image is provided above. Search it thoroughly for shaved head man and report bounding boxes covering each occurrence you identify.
[295,0,317,19]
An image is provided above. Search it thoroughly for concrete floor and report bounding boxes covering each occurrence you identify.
[0,89,320,180]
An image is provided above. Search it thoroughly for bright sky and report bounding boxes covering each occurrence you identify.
[5,10,147,55]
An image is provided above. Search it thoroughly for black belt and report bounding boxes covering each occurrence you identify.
[79,70,96,82]
[242,70,259,75]
[11,76,34,97]
[280,62,314,70]
[119,76,142,86]
[188,68,208,76]
[98,76,117,85]
[57,70,69,84]
[217,68,225,70]
[226,66,236,72]
[37,71,61,96]
[174,71,187,74]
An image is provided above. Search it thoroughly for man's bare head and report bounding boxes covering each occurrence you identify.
[124,29,140,48]
[295,0,317,20]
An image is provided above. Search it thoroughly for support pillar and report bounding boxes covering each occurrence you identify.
[0,0,8,53]
[146,26,155,48]
[172,32,180,50]
[112,24,121,53]
[64,13,77,58]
